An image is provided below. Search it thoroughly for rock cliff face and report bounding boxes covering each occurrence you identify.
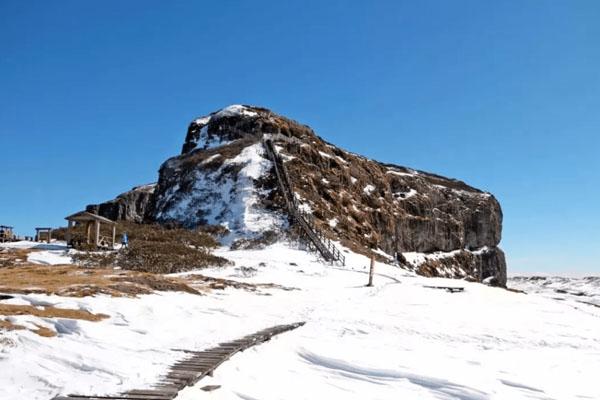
[86,184,156,223]
[93,105,507,285]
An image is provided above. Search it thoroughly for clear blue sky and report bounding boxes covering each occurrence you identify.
[1,1,598,274]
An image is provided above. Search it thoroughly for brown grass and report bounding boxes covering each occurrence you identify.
[0,304,106,338]
[0,319,24,332]
[71,221,230,274]
[0,318,56,338]
[0,264,201,297]
[0,264,204,338]
[183,273,298,293]
[32,325,56,337]
[0,304,108,321]
[0,248,32,268]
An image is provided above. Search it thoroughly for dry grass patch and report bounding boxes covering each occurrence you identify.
[0,263,203,339]
[0,304,108,321]
[0,248,32,268]
[31,325,56,337]
[0,318,54,338]
[0,303,106,337]
[71,222,230,274]
[0,318,23,332]
[183,273,298,293]
[0,264,201,297]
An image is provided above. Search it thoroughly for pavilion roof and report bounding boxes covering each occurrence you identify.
[65,211,117,225]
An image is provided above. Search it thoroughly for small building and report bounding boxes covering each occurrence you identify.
[65,211,117,249]
[35,227,53,243]
[0,225,15,243]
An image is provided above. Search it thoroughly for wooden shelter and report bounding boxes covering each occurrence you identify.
[35,227,53,243]
[0,225,14,243]
[65,211,117,249]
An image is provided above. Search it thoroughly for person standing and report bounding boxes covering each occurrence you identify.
[121,232,129,249]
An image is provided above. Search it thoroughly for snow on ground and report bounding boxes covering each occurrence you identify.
[27,243,72,265]
[509,275,600,308]
[0,241,73,265]
[0,241,76,266]
[27,249,72,265]
[0,241,66,251]
[1,242,599,400]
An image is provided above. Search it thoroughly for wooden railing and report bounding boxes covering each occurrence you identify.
[263,139,345,266]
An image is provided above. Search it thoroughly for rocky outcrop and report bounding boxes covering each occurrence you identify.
[94,105,506,285]
[406,247,507,286]
[86,184,156,223]
[148,107,287,239]
[146,105,507,285]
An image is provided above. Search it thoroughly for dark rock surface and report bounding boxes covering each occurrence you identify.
[86,184,156,223]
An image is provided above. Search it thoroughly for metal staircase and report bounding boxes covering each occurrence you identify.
[263,138,345,266]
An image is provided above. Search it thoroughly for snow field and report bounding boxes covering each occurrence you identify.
[0,242,598,399]
[176,244,600,400]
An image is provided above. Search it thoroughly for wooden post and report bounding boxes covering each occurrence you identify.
[94,221,100,248]
[86,222,92,245]
[47,229,52,244]
[111,225,116,249]
[367,254,375,287]
[65,220,73,245]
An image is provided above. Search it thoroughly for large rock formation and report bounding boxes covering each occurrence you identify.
[94,105,507,285]
[87,184,156,223]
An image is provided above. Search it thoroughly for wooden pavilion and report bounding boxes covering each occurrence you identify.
[65,211,117,249]
[35,227,53,243]
[0,225,14,243]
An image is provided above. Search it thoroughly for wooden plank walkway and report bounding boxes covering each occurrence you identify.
[53,322,305,400]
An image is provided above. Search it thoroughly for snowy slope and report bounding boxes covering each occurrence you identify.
[1,243,599,400]
[509,275,600,308]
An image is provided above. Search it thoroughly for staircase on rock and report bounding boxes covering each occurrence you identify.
[263,138,345,266]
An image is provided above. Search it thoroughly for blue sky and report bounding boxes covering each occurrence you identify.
[1,1,598,273]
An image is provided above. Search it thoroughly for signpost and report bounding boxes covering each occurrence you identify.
[367,254,375,287]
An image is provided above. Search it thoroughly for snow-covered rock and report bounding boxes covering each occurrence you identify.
[151,141,286,240]
[89,105,507,284]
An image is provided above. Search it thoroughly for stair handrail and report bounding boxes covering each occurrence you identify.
[263,138,345,266]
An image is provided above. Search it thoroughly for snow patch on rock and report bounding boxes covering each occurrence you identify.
[213,105,258,119]
[154,143,285,239]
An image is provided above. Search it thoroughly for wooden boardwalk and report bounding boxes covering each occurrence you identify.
[53,322,305,400]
